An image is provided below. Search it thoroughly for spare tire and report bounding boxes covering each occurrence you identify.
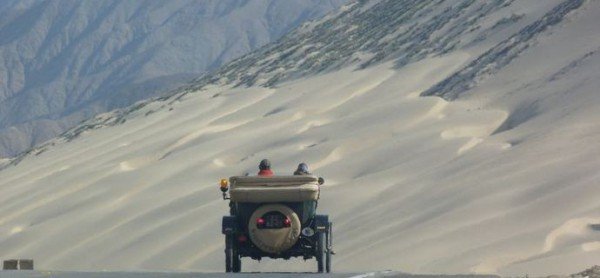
[248,204,301,254]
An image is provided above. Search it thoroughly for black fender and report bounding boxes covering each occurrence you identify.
[222,216,238,235]
[314,214,329,232]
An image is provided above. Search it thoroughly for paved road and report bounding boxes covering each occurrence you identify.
[0,271,500,278]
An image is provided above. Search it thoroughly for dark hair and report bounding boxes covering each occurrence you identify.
[297,163,309,173]
[259,159,271,170]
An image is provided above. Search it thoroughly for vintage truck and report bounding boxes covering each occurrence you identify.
[219,175,332,273]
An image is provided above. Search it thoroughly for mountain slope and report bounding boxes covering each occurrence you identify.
[0,0,599,275]
[0,0,347,157]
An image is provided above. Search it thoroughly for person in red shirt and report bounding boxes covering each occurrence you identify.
[257,159,274,176]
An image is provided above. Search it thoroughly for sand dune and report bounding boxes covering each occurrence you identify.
[0,53,597,275]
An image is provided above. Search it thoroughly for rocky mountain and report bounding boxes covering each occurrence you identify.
[0,0,347,157]
[188,0,580,89]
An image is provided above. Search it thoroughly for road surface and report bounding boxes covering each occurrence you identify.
[0,271,500,278]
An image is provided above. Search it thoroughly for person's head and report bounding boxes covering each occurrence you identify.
[297,162,309,173]
[259,159,271,170]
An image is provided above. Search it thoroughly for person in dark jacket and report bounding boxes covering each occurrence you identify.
[258,159,274,176]
[293,162,311,175]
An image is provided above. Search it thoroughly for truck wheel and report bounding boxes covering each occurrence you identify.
[248,204,301,254]
[225,235,233,272]
[326,250,331,273]
[326,233,331,273]
[316,232,325,273]
[232,248,241,273]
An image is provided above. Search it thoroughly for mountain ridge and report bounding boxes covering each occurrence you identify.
[0,0,347,157]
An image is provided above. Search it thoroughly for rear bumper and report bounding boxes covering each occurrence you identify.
[226,214,331,261]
